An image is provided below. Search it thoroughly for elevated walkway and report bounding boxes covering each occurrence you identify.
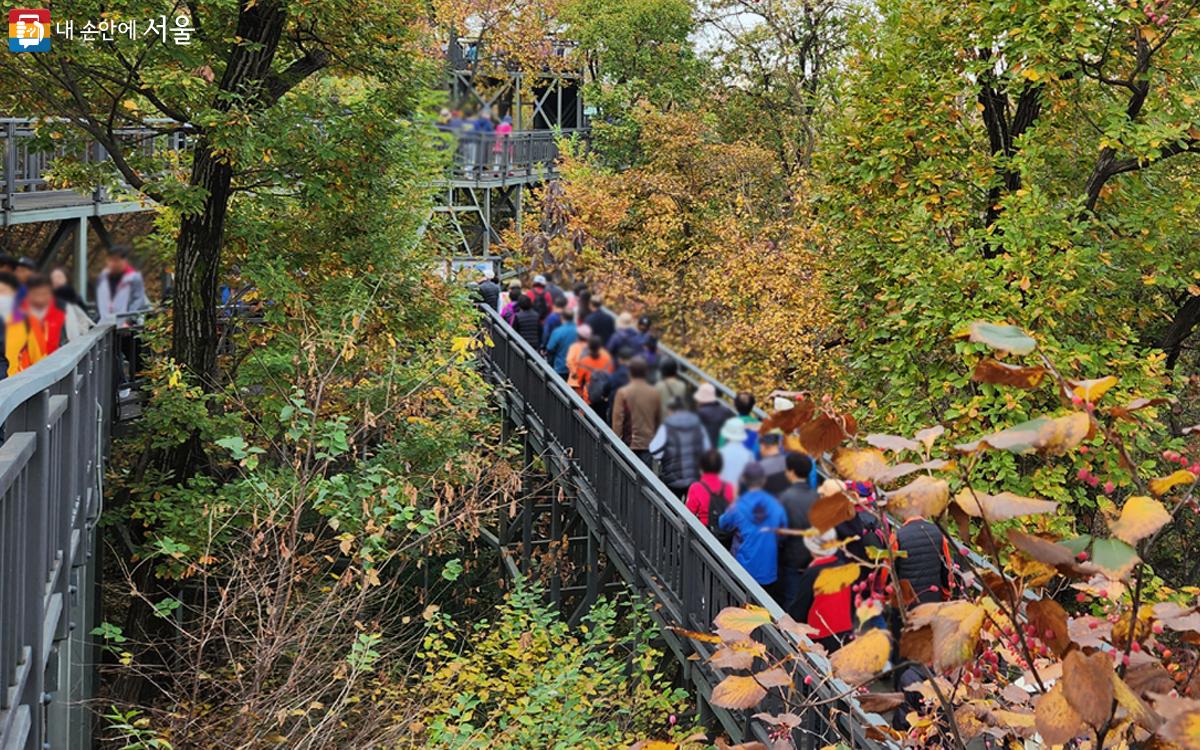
[478,306,893,749]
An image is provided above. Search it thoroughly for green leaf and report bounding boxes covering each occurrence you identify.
[967,322,1037,355]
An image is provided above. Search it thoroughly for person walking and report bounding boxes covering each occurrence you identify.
[527,275,554,322]
[655,357,690,419]
[598,347,634,421]
[565,323,592,394]
[493,114,513,173]
[476,265,500,309]
[650,397,709,497]
[584,295,616,344]
[49,267,94,342]
[606,312,645,359]
[686,449,735,540]
[695,383,735,448]
[95,245,148,321]
[611,357,661,464]
[718,462,789,600]
[576,335,614,408]
[500,283,523,324]
[512,295,542,350]
[720,391,762,457]
[7,275,66,375]
[777,453,819,608]
[544,309,578,378]
[0,272,18,379]
[542,295,568,345]
[787,529,856,651]
[718,418,755,489]
[759,431,792,496]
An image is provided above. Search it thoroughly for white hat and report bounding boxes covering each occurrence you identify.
[478,265,495,280]
[773,396,795,412]
[695,383,718,405]
[533,274,547,285]
[720,417,748,444]
[804,528,838,559]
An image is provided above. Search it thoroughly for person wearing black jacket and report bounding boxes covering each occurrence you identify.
[777,453,818,609]
[511,295,542,349]
[475,267,500,309]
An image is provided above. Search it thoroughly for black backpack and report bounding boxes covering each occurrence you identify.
[586,368,611,406]
[706,482,734,548]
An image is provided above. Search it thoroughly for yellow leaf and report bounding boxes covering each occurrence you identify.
[954,489,1058,521]
[930,601,985,671]
[710,674,767,710]
[888,475,950,521]
[830,629,890,684]
[1109,496,1171,544]
[814,564,861,595]
[713,605,772,635]
[833,447,888,481]
[1071,376,1118,403]
[1150,469,1195,496]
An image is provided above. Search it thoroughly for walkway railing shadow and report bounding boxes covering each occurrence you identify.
[478,305,894,749]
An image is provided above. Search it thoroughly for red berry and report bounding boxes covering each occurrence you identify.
[1076,551,1089,561]
[1131,642,1142,653]
[804,675,813,685]
[1076,593,1087,602]
[1104,481,1115,494]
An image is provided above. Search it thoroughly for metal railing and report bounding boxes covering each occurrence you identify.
[0,323,118,750]
[1,118,187,211]
[440,128,584,183]
[479,306,892,749]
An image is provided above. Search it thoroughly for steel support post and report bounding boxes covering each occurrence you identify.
[74,216,88,302]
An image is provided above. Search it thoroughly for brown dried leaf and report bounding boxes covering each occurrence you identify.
[888,475,950,521]
[874,459,953,484]
[753,667,792,689]
[1026,598,1071,657]
[858,692,908,713]
[1063,650,1115,728]
[833,447,888,482]
[973,358,1047,388]
[808,492,856,533]
[1035,682,1085,745]
[865,433,920,452]
[954,489,1058,521]
[930,601,986,671]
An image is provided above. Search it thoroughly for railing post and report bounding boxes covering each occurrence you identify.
[4,120,16,210]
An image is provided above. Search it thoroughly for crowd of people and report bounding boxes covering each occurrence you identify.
[480,268,957,707]
[437,106,516,177]
[0,245,147,378]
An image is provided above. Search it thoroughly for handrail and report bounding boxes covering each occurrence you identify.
[479,305,893,749]
[0,322,116,750]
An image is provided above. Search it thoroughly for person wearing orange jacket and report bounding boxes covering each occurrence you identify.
[7,274,66,376]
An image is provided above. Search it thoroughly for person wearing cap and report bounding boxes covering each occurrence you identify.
[718,461,789,598]
[565,323,592,392]
[787,528,855,651]
[759,430,792,496]
[695,383,735,448]
[543,303,578,378]
[606,311,646,360]
[718,418,755,489]
[476,265,500,309]
[655,357,691,419]
[526,274,554,322]
[649,396,710,496]
[584,295,616,344]
[611,356,662,463]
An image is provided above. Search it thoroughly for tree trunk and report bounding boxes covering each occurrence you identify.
[170,0,288,387]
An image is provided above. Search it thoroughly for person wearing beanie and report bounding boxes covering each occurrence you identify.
[786,528,855,652]
[695,382,735,448]
[718,461,789,599]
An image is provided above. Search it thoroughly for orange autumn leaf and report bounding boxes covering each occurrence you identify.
[888,475,950,521]
[1069,375,1119,402]
[814,563,860,595]
[829,629,890,685]
[1035,682,1085,745]
[1150,469,1196,497]
[711,674,768,710]
[713,605,773,635]
[833,447,888,482]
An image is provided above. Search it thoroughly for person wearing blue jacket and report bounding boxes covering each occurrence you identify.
[544,315,577,378]
[719,462,789,601]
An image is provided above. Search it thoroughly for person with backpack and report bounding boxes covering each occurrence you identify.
[787,528,856,651]
[606,312,646,359]
[718,462,789,600]
[526,275,554,323]
[512,294,542,349]
[687,449,735,545]
[576,335,614,410]
[650,396,710,497]
[500,283,523,325]
[611,356,661,464]
[565,323,592,394]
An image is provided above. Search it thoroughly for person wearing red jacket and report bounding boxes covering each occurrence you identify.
[787,529,855,652]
